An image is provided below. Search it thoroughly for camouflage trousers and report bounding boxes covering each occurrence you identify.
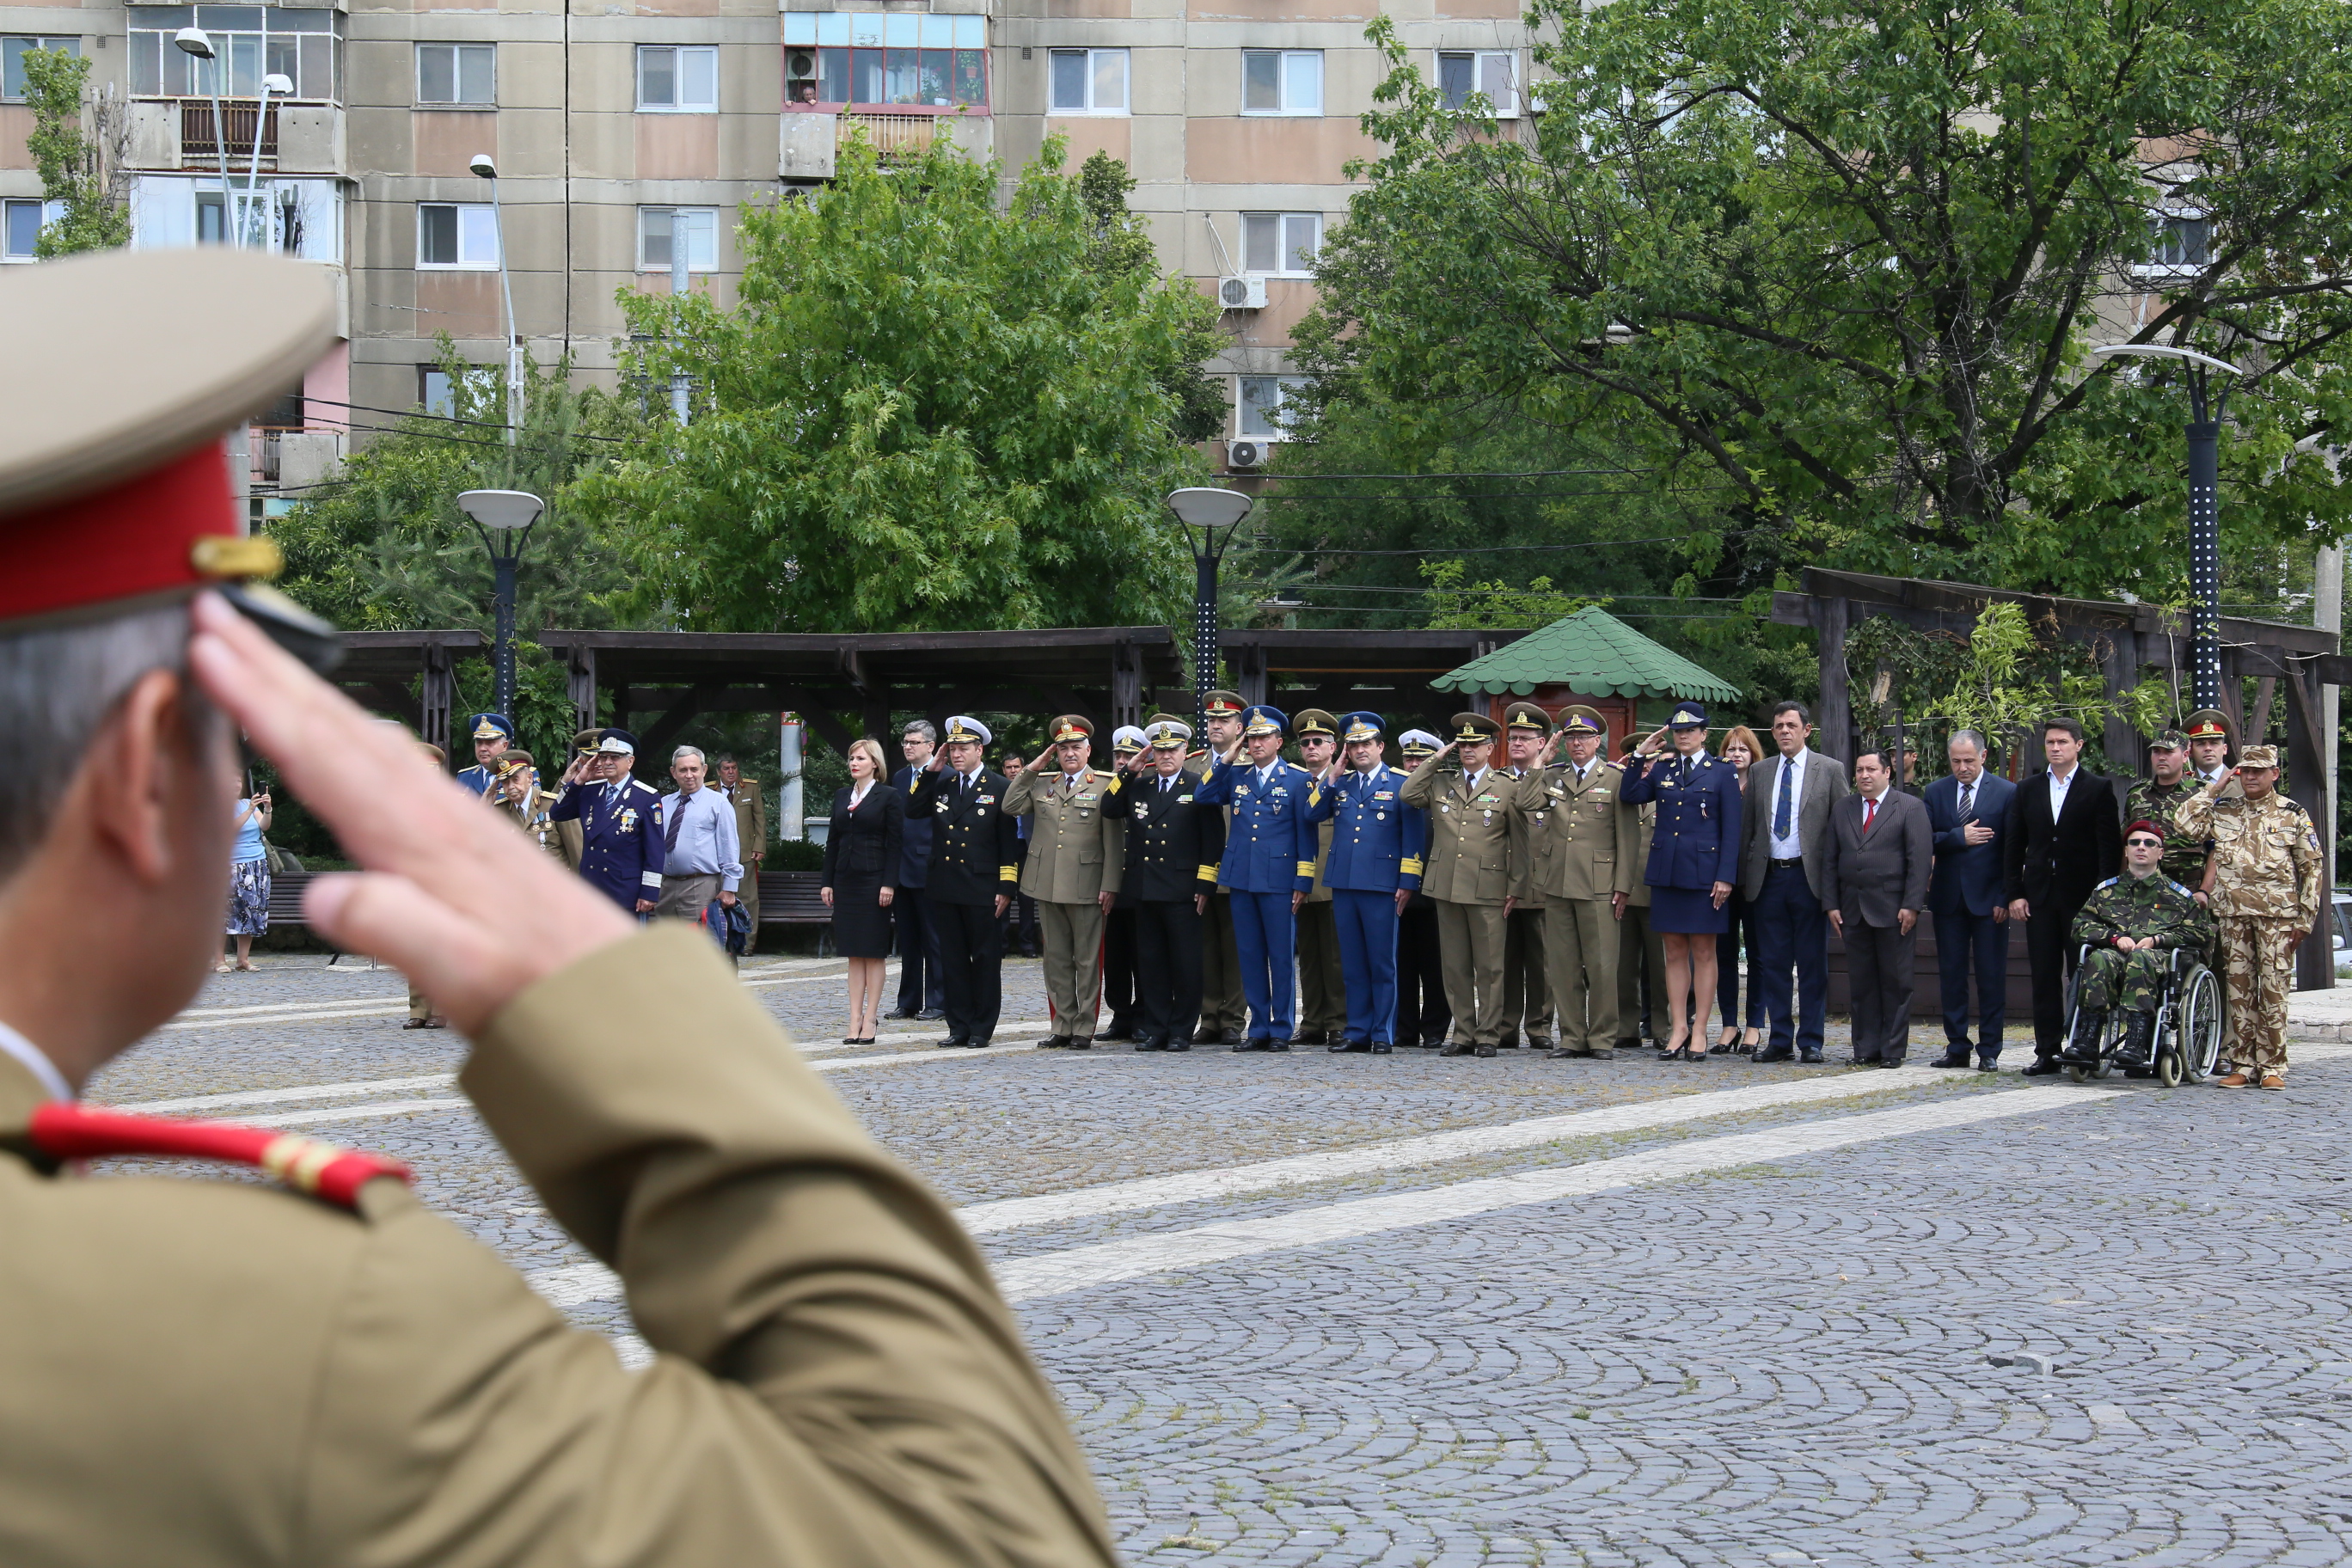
[2074,946,2171,1014]
[2219,915,2299,1078]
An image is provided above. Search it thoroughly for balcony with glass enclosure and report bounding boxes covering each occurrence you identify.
[123,6,345,176]
[779,11,990,179]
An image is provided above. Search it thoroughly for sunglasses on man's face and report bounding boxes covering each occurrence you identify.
[2127,836,2165,848]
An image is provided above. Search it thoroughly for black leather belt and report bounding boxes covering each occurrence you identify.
[1770,857,1804,868]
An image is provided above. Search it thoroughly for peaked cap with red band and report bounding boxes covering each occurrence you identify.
[26,1104,411,1211]
[0,248,339,648]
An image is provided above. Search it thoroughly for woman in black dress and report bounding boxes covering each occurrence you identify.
[822,738,903,1043]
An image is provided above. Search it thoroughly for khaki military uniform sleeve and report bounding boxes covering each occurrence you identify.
[1099,775,1124,897]
[1002,765,1044,819]
[2294,805,2324,927]
[307,924,1114,1568]
[1400,754,1443,808]
[2174,786,2220,842]
[1612,775,1639,897]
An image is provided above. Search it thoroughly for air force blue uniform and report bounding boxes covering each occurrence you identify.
[1193,714,1318,1044]
[453,712,515,798]
[548,776,667,912]
[1304,756,1426,1047]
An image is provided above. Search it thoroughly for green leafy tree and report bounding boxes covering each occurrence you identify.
[1306,0,2352,602]
[22,48,129,255]
[1077,150,1229,444]
[578,136,1210,632]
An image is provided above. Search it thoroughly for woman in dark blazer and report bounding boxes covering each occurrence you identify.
[1617,704,1743,1060]
[822,738,903,1044]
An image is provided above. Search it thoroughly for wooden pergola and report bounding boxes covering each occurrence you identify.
[536,628,1185,759]
[332,629,487,756]
[1772,567,2342,989]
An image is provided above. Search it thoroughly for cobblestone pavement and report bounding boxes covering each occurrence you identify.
[88,952,2352,1566]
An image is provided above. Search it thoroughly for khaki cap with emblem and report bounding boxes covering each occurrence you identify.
[1504,701,1552,736]
[0,248,340,668]
[1450,712,1503,744]
[1294,708,1338,740]
[1202,690,1246,720]
[1559,705,1606,738]
[1049,714,1094,744]
[2185,709,2233,743]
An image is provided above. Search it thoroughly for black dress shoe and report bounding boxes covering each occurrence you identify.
[917,1008,946,1021]
[936,1036,968,1050]
[1167,1038,1190,1051]
[1371,1042,1392,1054]
[2019,1057,2062,1076]
[1880,1057,1903,1069]
[1135,1037,1162,1051]
[883,1007,919,1020]
[1798,1048,1824,1064]
[1474,1044,1497,1057]
[1526,1036,1553,1051]
[1498,1033,1520,1050]
[1438,1041,1471,1057]
[1069,1036,1093,1050]
[1231,1038,1257,1052]
[1975,1057,1999,1072]
[1220,1028,1244,1046]
[1929,1053,1970,1069]
[1326,1038,1353,1052]
[1614,1038,1645,1052]
[1038,1035,1070,1049]
[1266,1040,1289,1052]
[1291,1028,1327,1046]
[1099,1020,1136,1041]
[1421,1035,1449,1048]
[1754,1046,1793,1063]
[964,1034,992,1049]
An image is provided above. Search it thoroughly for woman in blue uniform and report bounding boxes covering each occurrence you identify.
[1617,704,1743,1060]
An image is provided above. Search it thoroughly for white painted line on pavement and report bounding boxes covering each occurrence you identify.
[261,1097,472,1127]
[165,1003,413,1032]
[175,995,413,1020]
[991,1086,2121,1302]
[957,1064,1957,1235]
[115,1074,456,1114]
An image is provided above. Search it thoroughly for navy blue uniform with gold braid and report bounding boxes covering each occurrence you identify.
[1617,745,1743,936]
[1193,707,1318,1044]
[907,757,1022,1046]
[548,775,667,912]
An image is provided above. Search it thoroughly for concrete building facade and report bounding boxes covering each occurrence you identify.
[0,0,1534,493]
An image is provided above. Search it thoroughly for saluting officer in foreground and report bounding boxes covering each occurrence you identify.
[1101,715,1226,1050]
[1005,715,1125,1050]
[1303,711,1425,1052]
[0,248,1114,1567]
[1403,713,1516,1057]
[548,727,667,915]
[1518,706,1638,1058]
[1498,701,1556,1049]
[1194,704,1319,1049]
[1394,728,1453,1046]
[454,711,515,796]
[1097,725,1148,1041]
[909,715,1022,1050]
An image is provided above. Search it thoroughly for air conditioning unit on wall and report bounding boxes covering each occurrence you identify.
[1228,438,1274,469]
[1219,274,1268,310]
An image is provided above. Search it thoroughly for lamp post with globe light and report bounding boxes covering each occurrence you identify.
[470,154,524,444]
[174,28,233,248]
[2089,340,2246,710]
[1164,487,1255,726]
[458,488,544,720]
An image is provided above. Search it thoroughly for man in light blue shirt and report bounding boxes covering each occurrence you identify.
[656,745,743,944]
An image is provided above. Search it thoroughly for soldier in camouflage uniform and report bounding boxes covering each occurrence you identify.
[2123,731,2213,895]
[2066,818,2214,1067]
[2176,744,2324,1089]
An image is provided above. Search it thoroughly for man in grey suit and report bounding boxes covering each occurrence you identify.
[1740,701,1853,1063]
[1822,748,1934,1066]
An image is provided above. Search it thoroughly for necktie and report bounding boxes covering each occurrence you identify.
[1773,759,1793,838]
[665,793,687,852]
[1677,756,1690,786]
[1959,782,1974,822]
[1863,796,1877,833]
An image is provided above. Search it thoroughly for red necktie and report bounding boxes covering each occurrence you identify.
[1863,797,1877,833]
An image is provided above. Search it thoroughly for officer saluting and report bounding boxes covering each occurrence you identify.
[1004,714,1125,1050]
[1498,701,1555,1049]
[547,728,666,915]
[907,715,1022,1049]
[1194,704,1319,1050]
[0,248,1114,1566]
[1101,714,1226,1050]
[1394,728,1454,1046]
[454,711,515,796]
[1518,705,1639,1058]
[1402,713,1516,1057]
[1291,707,1348,1045]
[1193,689,1253,1044]
[1303,711,1426,1052]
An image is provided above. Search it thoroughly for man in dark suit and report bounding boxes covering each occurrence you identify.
[886,720,946,1021]
[2002,716,2124,1074]
[906,716,1020,1049]
[1923,728,2014,1070]
[1100,715,1227,1050]
[1822,749,1933,1066]
[1739,701,1853,1063]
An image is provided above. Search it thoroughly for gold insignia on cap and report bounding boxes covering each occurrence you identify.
[189,535,284,581]
[1343,717,1381,743]
[1673,708,1704,726]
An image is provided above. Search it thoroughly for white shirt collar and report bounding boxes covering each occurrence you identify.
[0,1018,73,1103]
[2049,762,2078,785]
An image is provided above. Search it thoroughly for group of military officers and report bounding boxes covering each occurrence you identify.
[936,691,1663,1062]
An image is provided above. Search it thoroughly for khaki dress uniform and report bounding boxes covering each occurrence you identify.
[2176,751,2323,1083]
[1401,719,1516,1055]
[0,247,1116,1568]
[1292,709,1346,1044]
[720,775,767,944]
[1005,721,1126,1046]
[1499,769,1553,1047]
[1517,748,1638,1054]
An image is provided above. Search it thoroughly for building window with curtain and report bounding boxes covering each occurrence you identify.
[783,12,988,110]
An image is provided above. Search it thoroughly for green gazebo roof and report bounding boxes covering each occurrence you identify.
[1430,606,1743,701]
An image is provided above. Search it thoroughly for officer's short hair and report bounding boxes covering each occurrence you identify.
[0,603,220,884]
[2042,716,2086,744]
[1853,748,1893,773]
[1770,700,1810,726]
[903,719,938,744]
[1948,728,1988,756]
[672,744,707,766]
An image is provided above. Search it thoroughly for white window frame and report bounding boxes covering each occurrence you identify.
[2135,209,2210,279]
[636,44,718,112]
[1240,49,1321,116]
[1,196,62,260]
[1436,49,1517,117]
[416,202,500,270]
[3,36,79,102]
[416,41,494,106]
[1238,375,1308,439]
[1240,211,1320,278]
[1047,47,1128,114]
[637,206,719,273]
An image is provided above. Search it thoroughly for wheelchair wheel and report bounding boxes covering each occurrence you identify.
[2156,1044,2184,1087]
[2179,967,2224,1081]
[2068,1062,2091,1083]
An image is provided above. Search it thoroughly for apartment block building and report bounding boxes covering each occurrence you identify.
[0,0,1532,499]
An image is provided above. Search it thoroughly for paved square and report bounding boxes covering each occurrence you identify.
[91,953,2352,1565]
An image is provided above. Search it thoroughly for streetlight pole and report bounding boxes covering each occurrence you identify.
[1164,487,1255,726]
[470,154,523,445]
[457,488,545,720]
[2090,341,2246,710]
[247,71,292,248]
[174,28,232,249]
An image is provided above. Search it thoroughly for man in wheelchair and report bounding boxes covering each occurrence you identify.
[2067,820,2215,1069]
